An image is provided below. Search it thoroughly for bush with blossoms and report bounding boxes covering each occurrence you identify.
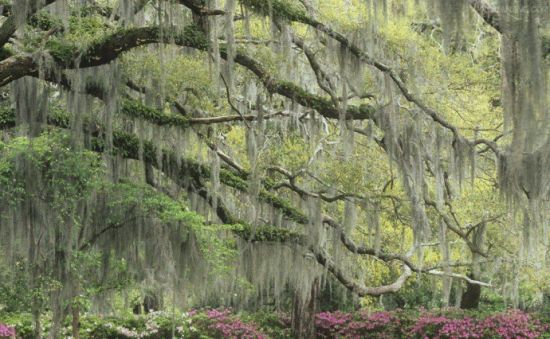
[314,309,548,339]
[315,310,410,338]
[2,308,550,338]
[174,308,267,338]
[0,324,15,339]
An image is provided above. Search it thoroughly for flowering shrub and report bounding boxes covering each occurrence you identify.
[84,311,171,339]
[312,309,548,339]
[407,309,547,339]
[1,308,549,338]
[315,310,404,338]
[203,308,267,338]
[0,324,15,338]
[347,311,403,338]
[476,310,546,339]
[316,311,353,337]
[409,313,478,338]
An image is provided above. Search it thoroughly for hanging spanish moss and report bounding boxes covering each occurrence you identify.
[11,77,48,137]
[3,1,550,336]
[497,0,550,261]
[437,0,466,50]
[207,0,221,96]
[438,218,452,307]
[224,0,237,94]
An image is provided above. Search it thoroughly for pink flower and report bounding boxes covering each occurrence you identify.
[0,324,15,338]
[203,308,268,338]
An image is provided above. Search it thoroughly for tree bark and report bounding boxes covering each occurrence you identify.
[71,302,80,339]
[460,275,481,309]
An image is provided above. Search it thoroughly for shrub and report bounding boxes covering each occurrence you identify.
[0,313,34,339]
[202,308,267,338]
[311,308,547,338]
[1,308,549,338]
[0,323,15,338]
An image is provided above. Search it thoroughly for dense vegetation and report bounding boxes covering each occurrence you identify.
[2,308,550,338]
[0,0,549,338]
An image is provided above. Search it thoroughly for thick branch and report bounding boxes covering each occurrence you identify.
[0,104,491,288]
[240,0,508,154]
[0,24,375,120]
[312,248,412,297]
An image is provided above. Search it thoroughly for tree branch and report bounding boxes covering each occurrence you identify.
[0,0,57,48]
[312,247,412,297]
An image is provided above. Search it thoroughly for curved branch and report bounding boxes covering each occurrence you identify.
[427,269,491,287]
[28,68,493,287]
[0,24,376,121]
[312,247,412,297]
[241,0,506,155]
[0,105,491,288]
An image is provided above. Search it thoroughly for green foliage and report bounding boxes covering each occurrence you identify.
[239,0,308,22]
[231,223,300,242]
[120,100,190,128]
[65,13,111,45]
[1,0,549,324]
[28,11,62,31]
[180,24,209,50]
[103,180,239,274]
[0,47,12,60]
[0,130,101,207]
[45,38,80,64]
[3,308,549,338]
[0,313,35,339]
[240,310,292,339]
[0,260,31,313]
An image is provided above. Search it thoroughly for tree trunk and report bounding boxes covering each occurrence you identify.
[49,227,68,339]
[69,277,81,339]
[291,278,319,339]
[542,292,550,311]
[460,274,481,309]
[32,303,41,339]
[143,293,162,314]
[72,302,80,339]
[26,199,42,339]
[461,223,485,309]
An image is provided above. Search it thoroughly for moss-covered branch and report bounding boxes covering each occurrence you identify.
[0,22,375,120]
[239,0,503,148]
[120,100,190,128]
[1,106,427,296]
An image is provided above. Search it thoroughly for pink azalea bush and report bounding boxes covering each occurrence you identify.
[0,324,15,338]
[197,308,267,338]
[314,310,407,338]
[311,309,547,338]
[409,313,479,338]
[475,310,546,339]
[316,310,403,338]
[2,308,549,338]
[347,311,403,338]
[408,309,547,338]
[316,311,353,337]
